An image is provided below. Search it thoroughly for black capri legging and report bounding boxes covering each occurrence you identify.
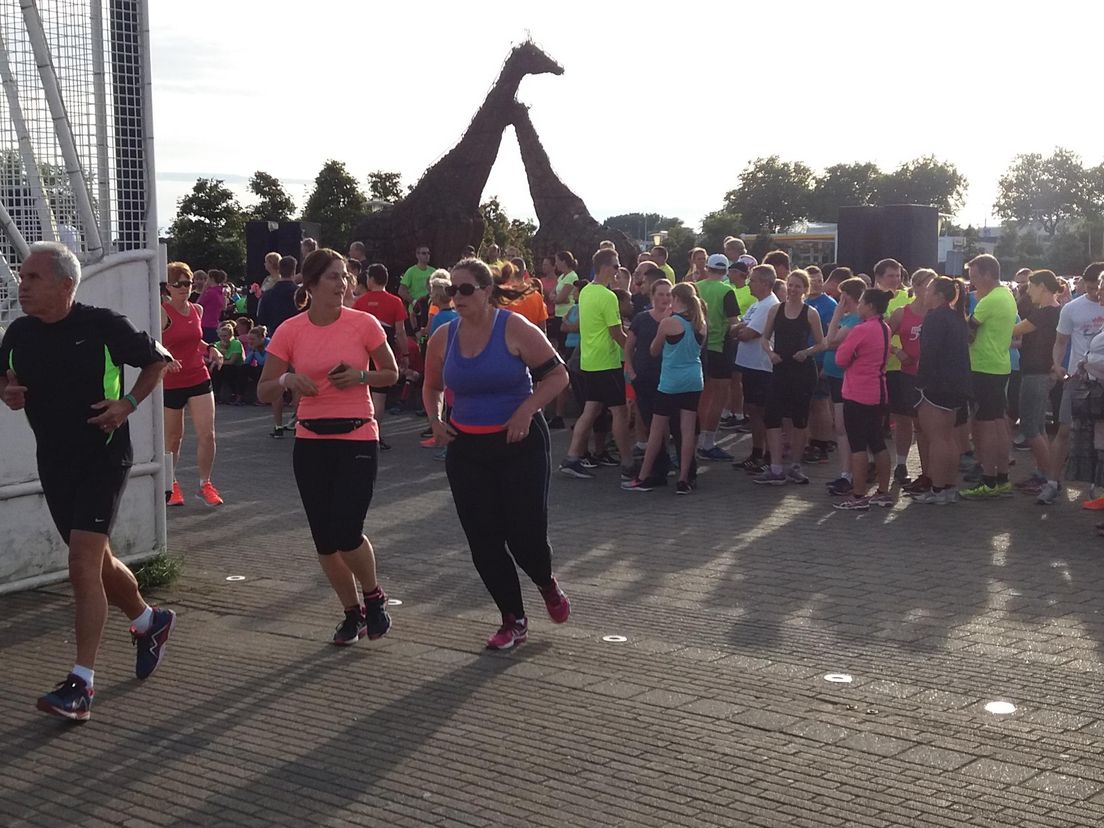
[445,414,554,619]
[764,363,818,429]
[843,400,887,455]
[293,438,378,554]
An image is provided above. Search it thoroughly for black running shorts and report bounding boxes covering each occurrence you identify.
[293,439,378,554]
[39,453,130,544]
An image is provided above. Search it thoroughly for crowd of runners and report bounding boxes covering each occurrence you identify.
[5,234,1104,721]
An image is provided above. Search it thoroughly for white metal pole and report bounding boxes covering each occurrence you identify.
[20,0,104,259]
[138,0,157,249]
[89,0,112,251]
[0,197,30,258]
[0,31,55,242]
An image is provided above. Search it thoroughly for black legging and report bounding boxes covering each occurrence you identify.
[445,413,554,618]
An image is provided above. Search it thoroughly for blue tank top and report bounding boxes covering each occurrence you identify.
[443,309,533,431]
[658,314,704,394]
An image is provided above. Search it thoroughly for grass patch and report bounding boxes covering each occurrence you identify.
[134,553,183,592]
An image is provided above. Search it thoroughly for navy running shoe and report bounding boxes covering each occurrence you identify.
[36,674,93,721]
[333,608,367,645]
[131,607,176,680]
[364,589,392,640]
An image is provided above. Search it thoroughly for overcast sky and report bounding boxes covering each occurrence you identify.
[149,0,1104,236]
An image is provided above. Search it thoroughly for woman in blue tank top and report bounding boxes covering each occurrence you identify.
[422,258,572,651]
[624,283,706,495]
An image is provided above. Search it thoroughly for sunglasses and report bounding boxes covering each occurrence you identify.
[417,251,430,256]
[169,280,192,288]
[445,283,483,297]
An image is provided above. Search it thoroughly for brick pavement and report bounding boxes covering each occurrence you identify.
[3,405,1104,826]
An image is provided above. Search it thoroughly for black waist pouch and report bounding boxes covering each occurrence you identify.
[298,418,371,435]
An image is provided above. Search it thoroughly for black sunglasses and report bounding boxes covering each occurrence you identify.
[169,280,192,288]
[445,283,482,297]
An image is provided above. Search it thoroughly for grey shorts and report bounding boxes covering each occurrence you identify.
[1018,373,1054,439]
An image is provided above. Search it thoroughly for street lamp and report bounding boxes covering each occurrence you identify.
[651,230,668,247]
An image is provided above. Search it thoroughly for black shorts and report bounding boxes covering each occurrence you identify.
[971,372,1009,422]
[827,375,844,404]
[163,380,212,410]
[39,454,130,544]
[918,389,969,426]
[843,400,888,455]
[654,390,701,418]
[763,364,817,429]
[740,368,771,407]
[293,439,378,554]
[887,372,920,417]
[705,348,733,380]
[581,368,626,407]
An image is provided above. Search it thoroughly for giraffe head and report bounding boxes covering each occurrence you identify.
[506,41,564,78]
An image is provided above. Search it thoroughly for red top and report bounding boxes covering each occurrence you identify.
[353,289,407,331]
[161,302,210,389]
[898,302,924,376]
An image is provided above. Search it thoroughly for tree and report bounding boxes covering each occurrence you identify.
[724,156,813,233]
[995,148,1088,237]
[245,171,295,222]
[661,224,700,278]
[367,170,404,203]
[603,213,685,242]
[480,197,535,261]
[877,156,967,216]
[810,162,882,222]
[167,178,246,278]
[698,209,744,254]
[301,160,367,248]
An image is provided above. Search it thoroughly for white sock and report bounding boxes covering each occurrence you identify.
[71,664,94,687]
[634,441,647,451]
[699,431,716,450]
[130,606,153,634]
[721,408,732,418]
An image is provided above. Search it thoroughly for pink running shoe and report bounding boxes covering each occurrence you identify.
[539,577,570,624]
[486,614,528,650]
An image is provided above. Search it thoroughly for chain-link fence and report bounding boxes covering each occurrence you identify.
[0,0,151,325]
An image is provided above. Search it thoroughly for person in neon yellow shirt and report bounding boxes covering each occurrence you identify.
[872,258,914,482]
[650,244,676,283]
[398,245,435,306]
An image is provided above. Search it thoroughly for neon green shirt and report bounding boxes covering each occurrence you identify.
[578,282,623,372]
[658,263,676,283]
[400,265,435,302]
[970,285,1017,375]
[696,278,739,353]
[555,271,578,318]
[883,289,911,371]
[731,285,754,315]
[216,337,244,365]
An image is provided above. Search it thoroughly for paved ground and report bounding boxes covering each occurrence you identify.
[4,404,1104,827]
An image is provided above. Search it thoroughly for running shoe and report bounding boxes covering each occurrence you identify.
[621,478,654,492]
[962,463,983,483]
[1036,481,1061,505]
[36,674,93,722]
[676,481,693,495]
[833,495,870,511]
[719,414,741,430]
[1013,439,1031,451]
[167,480,184,507]
[579,454,599,470]
[752,469,788,486]
[1083,496,1104,511]
[197,481,224,507]
[270,426,284,439]
[958,452,977,472]
[1015,473,1047,490]
[619,465,638,482]
[387,405,403,416]
[868,491,895,508]
[735,455,765,472]
[994,481,1014,497]
[486,614,528,650]
[420,436,437,448]
[594,451,620,467]
[364,590,392,640]
[960,483,999,499]
[333,608,366,645]
[893,464,910,485]
[538,577,570,624]
[826,477,853,496]
[420,427,434,438]
[802,445,829,464]
[901,475,932,496]
[560,459,595,479]
[547,416,565,430]
[433,448,447,461]
[632,444,646,459]
[131,607,176,679]
[697,446,734,462]
[379,439,392,451]
[786,464,810,485]
[914,488,954,506]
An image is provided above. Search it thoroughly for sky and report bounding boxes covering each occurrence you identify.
[149,0,1104,237]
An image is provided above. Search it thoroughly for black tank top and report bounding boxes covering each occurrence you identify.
[774,304,810,365]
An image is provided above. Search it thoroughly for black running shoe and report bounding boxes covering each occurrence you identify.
[379,439,392,451]
[364,590,392,640]
[36,674,93,721]
[333,608,366,646]
[893,464,910,485]
[676,481,693,495]
[131,607,176,680]
[594,451,620,467]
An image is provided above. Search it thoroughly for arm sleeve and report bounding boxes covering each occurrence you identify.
[102,310,171,367]
[723,291,739,318]
[399,268,413,290]
[747,304,771,335]
[599,291,621,328]
[1056,302,1074,336]
[395,295,409,322]
[972,294,991,325]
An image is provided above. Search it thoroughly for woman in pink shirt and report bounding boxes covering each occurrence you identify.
[833,288,894,511]
[197,269,229,341]
[258,249,400,646]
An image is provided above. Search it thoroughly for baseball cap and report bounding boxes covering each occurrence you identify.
[706,253,730,271]
[737,254,758,268]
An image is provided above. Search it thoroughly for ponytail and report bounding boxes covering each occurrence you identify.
[294,285,310,310]
[671,282,706,336]
[932,276,969,320]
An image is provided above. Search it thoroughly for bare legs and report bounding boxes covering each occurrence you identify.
[69,532,146,668]
[317,536,380,609]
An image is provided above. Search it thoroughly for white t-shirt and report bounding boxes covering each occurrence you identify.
[1057,295,1104,369]
[735,293,780,372]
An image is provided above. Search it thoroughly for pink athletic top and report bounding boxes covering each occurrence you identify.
[898,303,924,377]
[198,285,226,329]
[835,316,890,406]
[267,307,388,441]
[161,302,210,389]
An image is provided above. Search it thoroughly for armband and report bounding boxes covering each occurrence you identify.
[531,354,566,382]
[124,393,139,411]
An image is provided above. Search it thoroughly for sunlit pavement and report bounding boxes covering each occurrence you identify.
[3,406,1104,826]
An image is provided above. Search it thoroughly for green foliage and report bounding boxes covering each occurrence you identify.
[748,231,775,262]
[810,162,882,222]
[876,156,967,215]
[699,209,745,254]
[661,224,700,277]
[604,213,685,241]
[725,156,814,233]
[167,178,246,279]
[995,148,1086,236]
[133,553,183,592]
[367,170,404,203]
[302,160,367,249]
[245,171,295,222]
[479,196,534,261]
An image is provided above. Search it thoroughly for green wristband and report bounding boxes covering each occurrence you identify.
[124,393,139,411]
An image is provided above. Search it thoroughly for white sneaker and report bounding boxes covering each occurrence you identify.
[1036,482,1060,505]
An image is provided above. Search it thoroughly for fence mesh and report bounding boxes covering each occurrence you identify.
[0,0,150,324]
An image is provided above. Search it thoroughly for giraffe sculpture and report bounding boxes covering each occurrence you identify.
[351,42,563,275]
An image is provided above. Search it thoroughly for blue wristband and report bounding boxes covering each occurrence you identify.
[124,393,139,411]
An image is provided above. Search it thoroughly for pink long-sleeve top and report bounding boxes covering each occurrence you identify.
[835,316,890,406]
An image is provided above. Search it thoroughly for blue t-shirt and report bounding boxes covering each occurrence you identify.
[822,313,860,379]
[806,293,837,366]
[430,308,459,336]
[563,305,580,348]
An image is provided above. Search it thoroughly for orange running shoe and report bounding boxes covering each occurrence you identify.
[1082,496,1104,511]
[167,480,184,507]
[197,481,224,507]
